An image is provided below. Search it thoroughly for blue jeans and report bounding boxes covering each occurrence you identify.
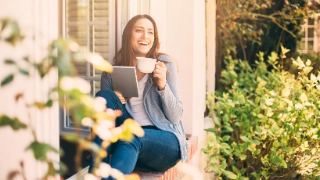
[89,89,181,179]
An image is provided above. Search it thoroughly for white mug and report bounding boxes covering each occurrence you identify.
[136,57,157,73]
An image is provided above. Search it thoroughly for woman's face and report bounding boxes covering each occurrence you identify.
[131,18,155,57]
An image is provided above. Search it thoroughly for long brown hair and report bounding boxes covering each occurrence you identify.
[113,14,160,66]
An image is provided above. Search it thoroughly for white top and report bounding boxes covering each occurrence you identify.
[130,74,154,126]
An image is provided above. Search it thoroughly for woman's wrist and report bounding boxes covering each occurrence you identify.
[158,83,166,91]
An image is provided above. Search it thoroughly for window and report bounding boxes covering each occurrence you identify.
[59,0,151,137]
[299,14,320,53]
[60,0,116,137]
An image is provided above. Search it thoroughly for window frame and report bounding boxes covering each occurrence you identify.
[299,13,320,53]
[59,0,117,137]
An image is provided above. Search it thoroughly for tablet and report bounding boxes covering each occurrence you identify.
[111,66,139,97]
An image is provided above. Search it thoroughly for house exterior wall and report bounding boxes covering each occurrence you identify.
[0,0,59,179]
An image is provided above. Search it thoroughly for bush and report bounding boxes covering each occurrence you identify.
[203,47,320,179]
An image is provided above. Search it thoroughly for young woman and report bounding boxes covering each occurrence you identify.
[90,14,188,179]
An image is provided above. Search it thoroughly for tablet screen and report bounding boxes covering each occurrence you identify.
[110,66,139,97]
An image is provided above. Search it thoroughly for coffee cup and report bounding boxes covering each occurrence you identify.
[136,57,157,73]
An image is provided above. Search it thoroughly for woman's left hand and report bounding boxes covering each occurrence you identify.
[153,61,167,90]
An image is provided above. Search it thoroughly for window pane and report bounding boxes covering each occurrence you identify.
[65,0,109,94]
[308,27,314,38]
[62,0,110,131]
[67,0,87,22]
[308,18,314,25]
[299,40,305,50]
[308,41,314,50]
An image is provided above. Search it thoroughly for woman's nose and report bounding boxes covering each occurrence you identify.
[141,31,147,38]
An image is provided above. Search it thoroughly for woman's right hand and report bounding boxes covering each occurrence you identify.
[114,91,126,104]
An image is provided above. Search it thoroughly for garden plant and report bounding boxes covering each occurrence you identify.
[203,47,320,179]
[0,18,143,180]
[215,0,320,89]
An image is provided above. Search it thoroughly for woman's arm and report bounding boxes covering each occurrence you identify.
[157,57,183,124]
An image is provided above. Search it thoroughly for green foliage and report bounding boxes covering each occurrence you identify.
[26,141,59,160]
[0,115,27,130]
[0,18,24,45]
[204,48,320,179]
[215,0,320,89]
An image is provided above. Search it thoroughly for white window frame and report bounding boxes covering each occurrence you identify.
[60,0,117,137]
[299,13,320,53]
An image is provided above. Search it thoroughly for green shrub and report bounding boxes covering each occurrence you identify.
[203,47,320,179]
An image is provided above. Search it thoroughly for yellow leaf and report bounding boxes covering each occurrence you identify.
[280,46,290,58]
[102,140,111,149]
[93,60,113,73]
[99,150,107,158]
[123,119,145,137]
[303,66,313,74]
[125,173,141,180]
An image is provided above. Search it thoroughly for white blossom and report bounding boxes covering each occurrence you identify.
[96,163,111,178]
[69,41,80,52]
[74,77,91,94]
[106,108,115,116]
[265,98,274,106]
[60,76,75,91]
[281,88,290,97]
[87,53,104,65]
[295,103,303,109]
[110,168,124,179]
[81,117,94,127]
[96,125,112,140]
[299,93,308,103]
[93,97,107,112]
[99,119,114,128]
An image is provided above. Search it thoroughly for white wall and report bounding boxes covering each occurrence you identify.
[0,0,59,179]
[165,0,206,172]
[165,0,206,138]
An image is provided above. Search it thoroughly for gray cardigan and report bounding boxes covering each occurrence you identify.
[100,55,188,162]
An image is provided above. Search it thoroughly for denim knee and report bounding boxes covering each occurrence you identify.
[96,89,118,104]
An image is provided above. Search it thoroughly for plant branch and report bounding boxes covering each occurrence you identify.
[254,13,296,38]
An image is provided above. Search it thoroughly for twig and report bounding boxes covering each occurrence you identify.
[254,14,297,38]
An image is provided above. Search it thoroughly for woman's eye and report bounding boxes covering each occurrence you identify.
[148,32,154,35]
[136,29,143,32]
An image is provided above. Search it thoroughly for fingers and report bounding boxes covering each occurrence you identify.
[114,91,126,104]
[153,61,167,90]
[153,61,167,78]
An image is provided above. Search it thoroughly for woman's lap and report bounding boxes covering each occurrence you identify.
[107,127,180,174]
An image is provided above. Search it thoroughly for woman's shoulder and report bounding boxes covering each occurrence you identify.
[157,53,175,63]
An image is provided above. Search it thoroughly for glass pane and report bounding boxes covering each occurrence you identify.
[65,0,109,91]
[308,28,314,38]
[299,40,305,50]
[63,0,109,130]
[67,0,88,22]
[66,25,88,77]
[308,18,315,25]
[308,41,314,50]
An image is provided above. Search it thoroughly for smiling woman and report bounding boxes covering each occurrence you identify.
[88,14,188,180]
